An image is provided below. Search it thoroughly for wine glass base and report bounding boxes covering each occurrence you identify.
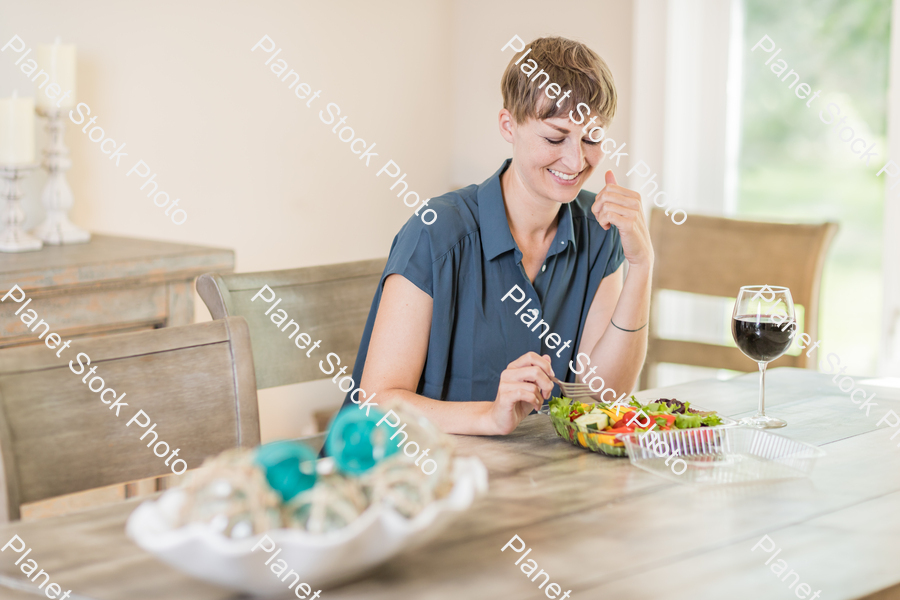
[739,414,787,429]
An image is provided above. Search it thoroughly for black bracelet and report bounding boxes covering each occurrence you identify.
[610,319,647,332]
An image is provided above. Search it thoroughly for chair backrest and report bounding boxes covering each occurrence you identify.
[641,209,838,389]
[197,258,387,390]
[0,317,259,521]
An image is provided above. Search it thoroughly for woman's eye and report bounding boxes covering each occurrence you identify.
[544,137,565,145]
[582,138,600,146]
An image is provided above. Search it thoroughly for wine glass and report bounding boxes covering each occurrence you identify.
[732,285,795,428]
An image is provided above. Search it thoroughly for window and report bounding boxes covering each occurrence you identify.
[640,0,894,388]
[738,0,892,375]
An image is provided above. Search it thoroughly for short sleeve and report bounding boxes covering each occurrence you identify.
[602,225,626,278]
[383,223,434,297]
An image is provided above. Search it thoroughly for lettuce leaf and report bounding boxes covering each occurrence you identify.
[549,396,572,420]
[701,414,723,426]
[675,413,703,428]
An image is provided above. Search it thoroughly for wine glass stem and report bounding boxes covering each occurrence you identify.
[757,361,768,416]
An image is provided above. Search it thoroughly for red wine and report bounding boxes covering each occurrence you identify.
[732,315,793,362]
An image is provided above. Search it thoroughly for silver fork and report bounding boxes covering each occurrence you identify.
[539,377,596,414]
[552,376,596,398]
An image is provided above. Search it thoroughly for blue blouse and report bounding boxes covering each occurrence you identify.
[340,159,624,408]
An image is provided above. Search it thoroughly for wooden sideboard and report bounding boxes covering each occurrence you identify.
[0,234,234,348]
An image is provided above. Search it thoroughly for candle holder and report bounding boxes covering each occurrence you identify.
[32,107,90,245]
[0,163,42,252]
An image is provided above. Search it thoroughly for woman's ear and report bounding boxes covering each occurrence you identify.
[498,108,515,144]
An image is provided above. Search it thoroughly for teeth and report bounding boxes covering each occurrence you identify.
[549,168,577,181]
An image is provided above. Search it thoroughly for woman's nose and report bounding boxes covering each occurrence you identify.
[562,137,586,172]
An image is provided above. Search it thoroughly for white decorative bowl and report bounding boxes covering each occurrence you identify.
[126,457,488,595]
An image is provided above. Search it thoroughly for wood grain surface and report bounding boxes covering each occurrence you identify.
[0,367,898,600]
[0,317,260,519]
[0,234,235,349]
[197,258,386,390]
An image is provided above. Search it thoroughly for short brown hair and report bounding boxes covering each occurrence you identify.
[501,36,617,126]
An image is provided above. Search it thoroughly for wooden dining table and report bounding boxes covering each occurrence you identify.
[2,367,899,600]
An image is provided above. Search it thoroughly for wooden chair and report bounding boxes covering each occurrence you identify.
[640,209,838,390]
[0,317,259,522]
[197,259,387,449]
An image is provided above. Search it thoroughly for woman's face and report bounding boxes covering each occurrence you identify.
[500,110,607,205]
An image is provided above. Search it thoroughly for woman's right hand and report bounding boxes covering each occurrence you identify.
[483,352,555,435]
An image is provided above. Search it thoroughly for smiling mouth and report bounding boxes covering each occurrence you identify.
[548,168,580,181]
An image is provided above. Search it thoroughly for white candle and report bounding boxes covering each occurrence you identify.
[0,92,35,165]
[36,38,76,110]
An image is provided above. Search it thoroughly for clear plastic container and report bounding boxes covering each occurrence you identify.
[620,426,826,484]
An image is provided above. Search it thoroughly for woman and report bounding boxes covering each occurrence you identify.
[340,36,653,435]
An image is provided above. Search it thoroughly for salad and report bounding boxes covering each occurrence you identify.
[548,395,725,456]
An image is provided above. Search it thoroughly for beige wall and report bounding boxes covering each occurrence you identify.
[0,0,633,441]
[1,0,454,272]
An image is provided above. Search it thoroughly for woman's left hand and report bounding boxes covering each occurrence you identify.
[591,170,654,270]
